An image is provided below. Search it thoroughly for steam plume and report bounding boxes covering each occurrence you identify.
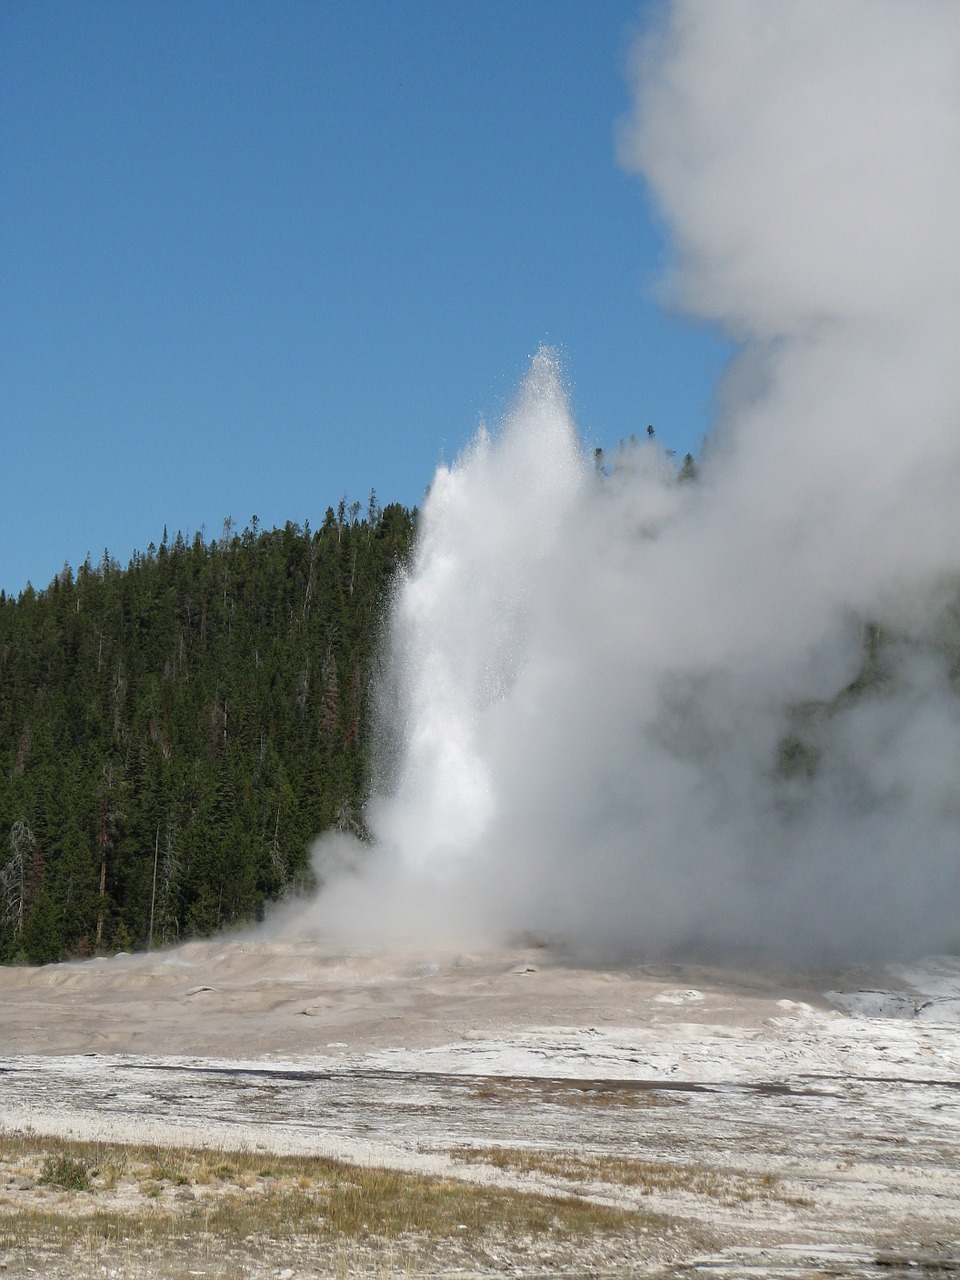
[303,1,960,960]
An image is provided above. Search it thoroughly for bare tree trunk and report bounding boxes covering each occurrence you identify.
[148,825,159,950]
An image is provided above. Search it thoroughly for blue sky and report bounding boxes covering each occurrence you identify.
[1,0,729,596]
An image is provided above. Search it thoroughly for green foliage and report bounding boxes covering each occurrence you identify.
[0,504,416,963]
[39,1153,92,1191]
[773,605,960,795]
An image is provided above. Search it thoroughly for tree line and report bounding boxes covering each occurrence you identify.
[0,501,415,964]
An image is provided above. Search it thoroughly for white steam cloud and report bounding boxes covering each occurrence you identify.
[297,1,960,960]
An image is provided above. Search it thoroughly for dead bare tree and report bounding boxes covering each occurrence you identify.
[1,820,37,939]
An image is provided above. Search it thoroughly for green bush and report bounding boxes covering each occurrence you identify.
[39,1154,91,1191]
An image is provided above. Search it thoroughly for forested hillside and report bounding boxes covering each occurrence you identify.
[0,501,415,964]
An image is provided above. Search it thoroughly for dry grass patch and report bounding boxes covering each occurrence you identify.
[0,1129,641,1253]
[452,1146,813,1208]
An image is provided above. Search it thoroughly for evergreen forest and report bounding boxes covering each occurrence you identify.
[0,501,415,964]
[4,446,959,969]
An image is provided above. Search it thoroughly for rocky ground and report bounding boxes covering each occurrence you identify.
[1,940,959,1276]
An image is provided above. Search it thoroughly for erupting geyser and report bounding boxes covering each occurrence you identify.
[303,0,960,960]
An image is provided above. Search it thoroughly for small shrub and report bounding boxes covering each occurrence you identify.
[39,1154,91,1191]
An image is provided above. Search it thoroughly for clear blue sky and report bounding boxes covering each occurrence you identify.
[1,0,729,596]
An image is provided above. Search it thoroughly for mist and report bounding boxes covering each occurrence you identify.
[293,0,960,961]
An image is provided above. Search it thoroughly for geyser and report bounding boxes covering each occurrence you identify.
[304,0,960,959]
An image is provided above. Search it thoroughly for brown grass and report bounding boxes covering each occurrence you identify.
[452,1146,814,1208]
[0,1129,641,1251]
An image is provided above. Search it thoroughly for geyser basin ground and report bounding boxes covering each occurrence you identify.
[1,942,959,1278]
